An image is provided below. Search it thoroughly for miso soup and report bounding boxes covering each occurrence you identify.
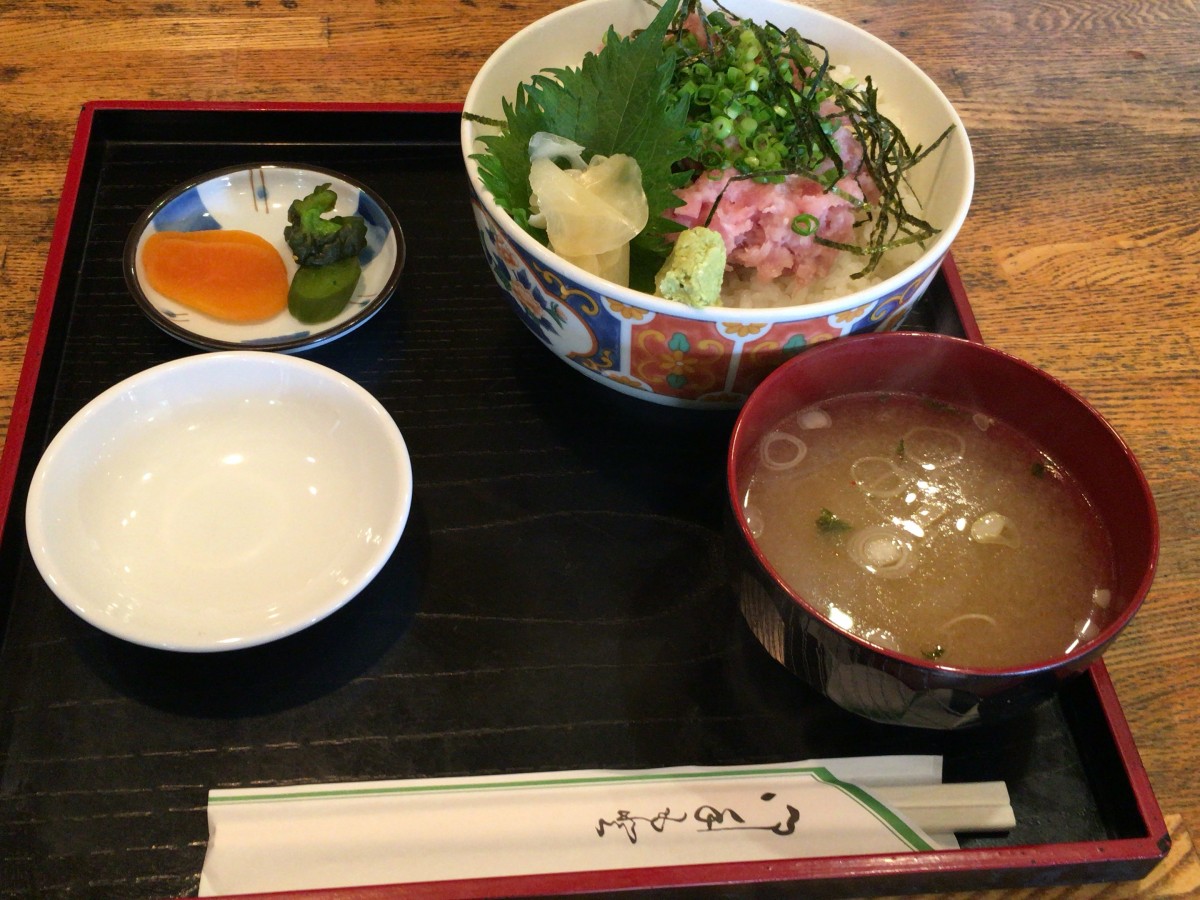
[741,391,1115,668]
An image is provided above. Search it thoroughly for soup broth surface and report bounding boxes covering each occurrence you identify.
[742,392,1114,668]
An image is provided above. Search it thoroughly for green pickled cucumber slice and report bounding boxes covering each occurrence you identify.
[288,256,362,324]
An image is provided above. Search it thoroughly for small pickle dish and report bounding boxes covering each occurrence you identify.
[461,0,973,408]
[727,332,1158,729]
[124,163,404,353]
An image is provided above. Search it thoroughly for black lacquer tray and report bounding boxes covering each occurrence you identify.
[0,103,1167,899]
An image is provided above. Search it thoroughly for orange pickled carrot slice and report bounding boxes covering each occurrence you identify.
[141,229,289,323]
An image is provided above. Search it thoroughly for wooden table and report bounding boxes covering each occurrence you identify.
[1,1,1196,896]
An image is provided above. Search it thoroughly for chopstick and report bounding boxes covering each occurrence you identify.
[872,781,1015,834]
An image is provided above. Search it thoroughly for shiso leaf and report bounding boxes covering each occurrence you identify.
[467,0,690,289]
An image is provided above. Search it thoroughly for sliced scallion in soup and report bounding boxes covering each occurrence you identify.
[742,391,1115,668]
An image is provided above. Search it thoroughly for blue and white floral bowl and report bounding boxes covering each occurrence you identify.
[124,163,404,353]
[462,0,973,408]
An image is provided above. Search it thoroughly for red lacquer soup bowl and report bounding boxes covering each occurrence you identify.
[726,331,1157,729]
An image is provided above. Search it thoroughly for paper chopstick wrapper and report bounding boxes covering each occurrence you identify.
[199,756,1012,897]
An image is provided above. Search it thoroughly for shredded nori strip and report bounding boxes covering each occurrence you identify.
[664,0,955,279]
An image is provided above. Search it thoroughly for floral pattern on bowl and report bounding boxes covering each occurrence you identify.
[473,195,940,409]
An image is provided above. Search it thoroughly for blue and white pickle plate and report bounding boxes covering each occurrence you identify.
[123,164,405,352]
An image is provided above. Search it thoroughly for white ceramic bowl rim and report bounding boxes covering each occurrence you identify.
[462,0,975,323]
[24,351,414,652]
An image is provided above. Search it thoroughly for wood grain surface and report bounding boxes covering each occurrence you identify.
[1,0,1197,896]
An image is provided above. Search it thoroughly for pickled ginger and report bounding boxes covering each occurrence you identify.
[527,133,648,285]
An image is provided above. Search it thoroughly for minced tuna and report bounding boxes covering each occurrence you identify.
[667,168,868,284]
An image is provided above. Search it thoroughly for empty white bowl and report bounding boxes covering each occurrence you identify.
[25,352,413,652]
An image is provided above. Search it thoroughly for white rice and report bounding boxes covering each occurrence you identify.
[720,236,923,309]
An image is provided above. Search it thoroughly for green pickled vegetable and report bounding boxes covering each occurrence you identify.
[282,183,368,324]
[288,256,362,324]
[284,183,367,267]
